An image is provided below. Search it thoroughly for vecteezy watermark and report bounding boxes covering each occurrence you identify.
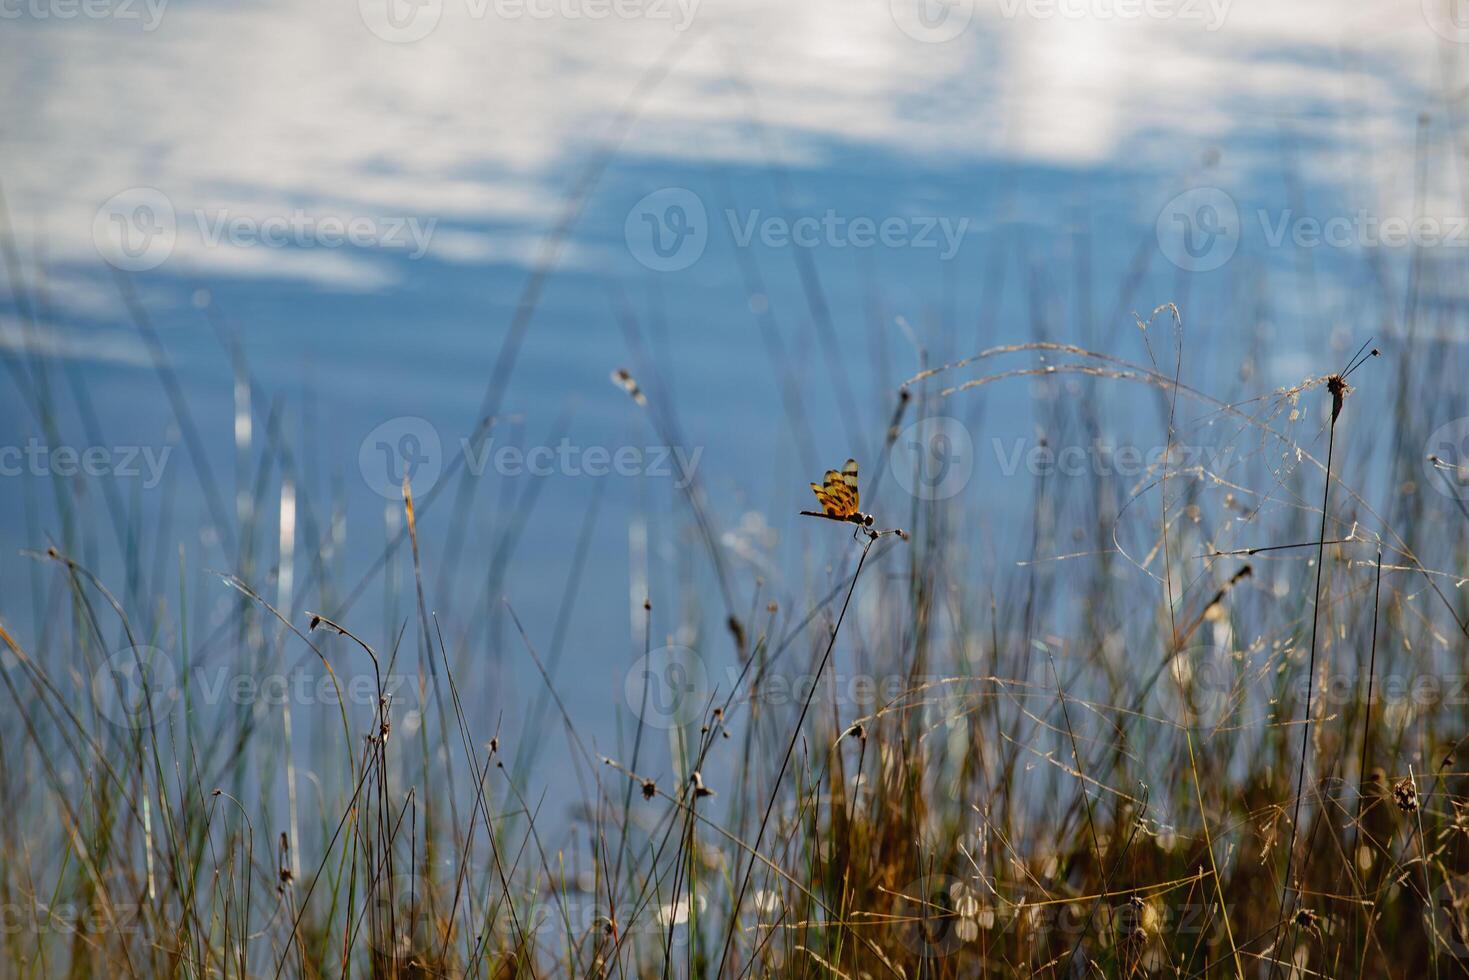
[89,653,439,731]
[732,668,938,710]
[1286,670,1469,709]
[191,210,435,257]
[883,879,1229,956]
[624,645,709,729]
[890,416,976,501]
[91,646,179,730]
[494,0,698,26]
[994,0,1229,30]
[889,0,974,43]
[93,188,437,272]
[624,188,972,272]
[621,647,942,730]
[521,894,634,943]
[187,667,437,714]
[1423,0,1469,45]
[989,438,1231,479]
[1425,418,1469,501]
[726,209,969,261]
[359,417,703,499]
[0,0,165,29]
[358,0,698,43]
[0,900,145,936]
[1158,189,1469,272]
[1258,209,1469,250]
[0,439,171,488]
[1156,187,1240,273]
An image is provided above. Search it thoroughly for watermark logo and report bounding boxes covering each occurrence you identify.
[360,417,443,499]
[91,645,178,731]
[359,0,442,42]
[93,188,176,272]
[1428,874,1469,957]
[625,188,708,272]
[891,416,975,501]
[366,871,437,962]
[624,645,708,729]
[1423,0,1469,44]
[893,874,973,956]
[889,0,974,43]
[1156,187,1239,272]
[1168,644,1234,727]
[1425,418,1469,501]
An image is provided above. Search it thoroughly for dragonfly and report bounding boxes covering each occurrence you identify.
[801,459,875,529]
[801,458,908,543]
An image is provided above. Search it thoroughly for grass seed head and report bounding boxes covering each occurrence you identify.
[1393,777,1419,813]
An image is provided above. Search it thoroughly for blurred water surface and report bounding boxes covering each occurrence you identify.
[1,0,1465,823]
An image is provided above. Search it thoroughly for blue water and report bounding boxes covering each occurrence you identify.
[1,0,1460,844]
